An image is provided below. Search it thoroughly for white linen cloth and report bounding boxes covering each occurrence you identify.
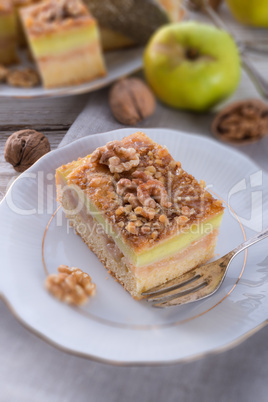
[1,5,268,402]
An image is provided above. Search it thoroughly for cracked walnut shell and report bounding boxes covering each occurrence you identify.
[45,265,96,305]
[212,99,268,144]
[4,129,50,172]
[109,78,156,126]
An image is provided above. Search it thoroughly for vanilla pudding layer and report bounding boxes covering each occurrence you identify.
[28,25,98,57]
[57,180,222,299]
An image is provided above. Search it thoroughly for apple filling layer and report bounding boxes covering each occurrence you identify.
[56,132,224,299]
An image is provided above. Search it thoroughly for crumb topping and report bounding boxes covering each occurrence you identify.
[23,0,90,34]
[65,132,224,251]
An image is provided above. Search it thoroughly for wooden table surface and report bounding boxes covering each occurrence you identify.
[0,95,88,200]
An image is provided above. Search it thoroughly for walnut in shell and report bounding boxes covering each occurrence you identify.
[212,99,268,144]
[109,78,156,126]
[4,129,50,172]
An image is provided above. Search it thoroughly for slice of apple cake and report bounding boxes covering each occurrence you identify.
[20,0,106,88]
[56,132,224,299]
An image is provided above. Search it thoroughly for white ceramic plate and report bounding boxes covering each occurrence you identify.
[0,47,143,99]
[1,128,268,365]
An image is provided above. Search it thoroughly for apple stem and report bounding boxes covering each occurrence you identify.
[186,48,199,60]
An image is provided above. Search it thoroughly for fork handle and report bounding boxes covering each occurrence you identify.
[233,227,268,256]
[242,57,268,99]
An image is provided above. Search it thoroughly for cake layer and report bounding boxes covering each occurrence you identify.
[20,0,107,88]
[28,24,98,58]
[56,168,223,268]
[37,44,106,88]
[58,182,219,298]
[56,132,224,299]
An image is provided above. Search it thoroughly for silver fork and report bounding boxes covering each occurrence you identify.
[184,0,268,99]
[142,227,268,308]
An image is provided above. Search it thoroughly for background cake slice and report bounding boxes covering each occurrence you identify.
[56,133,224,299]
[13,0,42,47]
[0,0,17,65]
[20,0,107,88]
[85,0,185,51]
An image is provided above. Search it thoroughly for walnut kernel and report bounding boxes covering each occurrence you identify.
[91,141,139,173]
[212,99,268,144]
[45,265,96,305]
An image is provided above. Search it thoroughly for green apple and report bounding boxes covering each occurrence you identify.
[143,22,241,112]
[226,0,268,28]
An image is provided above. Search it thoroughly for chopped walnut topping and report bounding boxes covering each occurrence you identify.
[151,231,158,240]
[91,141,139,173]
[134,206,143,215]
[116,178,137,195]
[66,132,224,250]
[25,0,87,34]
[175,216,189,225]
[45,265,96,305]
[115,206,124,216]
[124,193,139,207]
[135,206,156,220]
[159,214,169,225]
[126,221,138,235]
[129,213,137,221]
[141,225,151,235]
[200,180,206,188]
[213,199,223,207]
[181,206,191,216]
[124,204,133,213]
[132,170,153,182]
[137,179,171,209]
[145,165,156,174]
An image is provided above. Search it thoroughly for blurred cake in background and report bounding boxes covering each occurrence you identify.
[1,0,185,89]
[20,0,107,88]
[85,0,185,51]
[0,0,17,65]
